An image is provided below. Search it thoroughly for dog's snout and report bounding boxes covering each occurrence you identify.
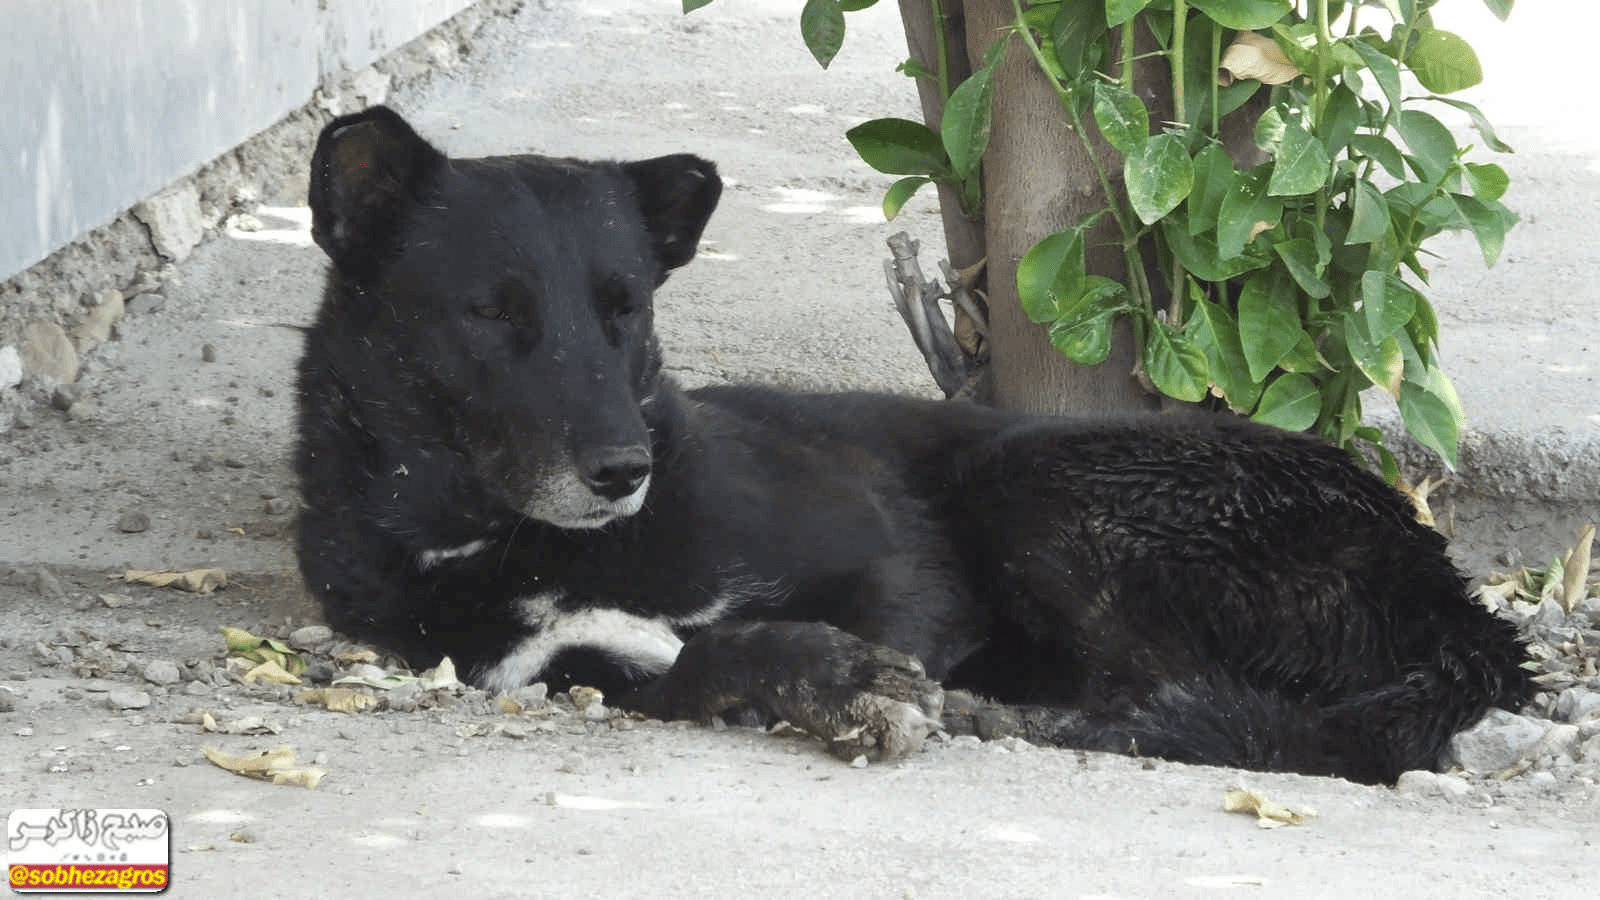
[579,445,652,499]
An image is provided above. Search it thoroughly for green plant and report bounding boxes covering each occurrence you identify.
[692,0,1517,476]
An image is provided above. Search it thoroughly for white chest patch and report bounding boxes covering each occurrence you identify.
[476,591,685,695]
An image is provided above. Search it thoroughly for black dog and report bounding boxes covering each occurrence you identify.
[295,106,1529,784]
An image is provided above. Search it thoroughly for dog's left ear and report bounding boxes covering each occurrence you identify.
[623,155,722,272]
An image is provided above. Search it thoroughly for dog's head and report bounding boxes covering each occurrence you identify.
[308,106,721,529]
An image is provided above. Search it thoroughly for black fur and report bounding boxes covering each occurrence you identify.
[295,107,1530,784]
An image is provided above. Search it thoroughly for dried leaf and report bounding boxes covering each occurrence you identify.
[124,568,228,593]
[419,657,462,692]
[1219,32,1301,86]
[1224,788,1314,828]
[221,626,307,675]
[332,671,415,690]
[1398,475,1445,528]
[244,659,302,685]
[334,648,380,665]
[202,745,326,789]
[568,685,605,710]
[297,687,376,713]
[1560,524,1594,613]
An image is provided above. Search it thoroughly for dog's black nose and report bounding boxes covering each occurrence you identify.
[578,445,652,500]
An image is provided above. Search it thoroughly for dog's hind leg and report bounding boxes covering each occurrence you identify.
[619,620,946,761]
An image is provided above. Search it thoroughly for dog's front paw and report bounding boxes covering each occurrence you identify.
[801,639,945,762]
[621,621,944,762]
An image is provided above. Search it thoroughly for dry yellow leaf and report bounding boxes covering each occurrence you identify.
[244,659,302,685]
[1398,475,1444,528]
[569,685,605,709]
[1219,32,1302,86]
[123,568,228,593]
[334,648,380,665]
[202,745,326,789]
[419,656,462,691]
[297,687,376,713]
[1224,788,1314,828]
[1560,524,1594,613]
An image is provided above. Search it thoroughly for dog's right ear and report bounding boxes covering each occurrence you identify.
[309,106,446,278]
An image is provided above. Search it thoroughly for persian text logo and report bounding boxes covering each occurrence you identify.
[7,809,169,893]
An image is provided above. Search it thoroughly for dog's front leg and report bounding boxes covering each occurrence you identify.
[619,620,945,762]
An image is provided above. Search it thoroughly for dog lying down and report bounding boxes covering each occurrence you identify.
[294,106,1530,784]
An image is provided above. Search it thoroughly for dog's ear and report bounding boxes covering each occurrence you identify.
[309,106,446,278]
[622,155,722,272]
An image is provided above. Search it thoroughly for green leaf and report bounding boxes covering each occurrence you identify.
[1253,105,1286,151]
[1252,373,1320,431]
[1449,193,1515,266]
[682,0,715,12]
[1049,305,1120,366]
[1463,162,1509,201]
[1427,97,1513,152]
[1217,170,1281,260]
[1144,321,1210,403]
[1346,178,1390,245]
[1397,109,1458,182]
[1354,424,1401,484]
[838,0,878,9]
[1350,134,1407,180]
[1273,238,1331,299]
[1237,269,1301,381]
[846,118,948,175]
[1344,313,1405,396]
[1480,0,1513,22]
[1161,220,1274,282]
[1318,85,1363,156]
[1407,292,1440,358]
[1190,296,1263,410]
[1106,0,1153,28]
[1053,1,1109,78]
[882,176,931,220]
[1348,39,1402,118]
[1126,132,1195,225]
[1016,228,1087,323]
[1185,143,1237,236]
[1399,363,1464,468]
[1407,29,1483,94]
[1267,115,1330,196]
[1189,0,1292,29]
[943,66,997,179]
[800,0,846,68]
[1093,81,1150,156]
[896,57,938,81]
[1361,270,1417,341]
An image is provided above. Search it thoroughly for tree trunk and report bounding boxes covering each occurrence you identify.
[966,0,1168,415]
[897,1,1266,415]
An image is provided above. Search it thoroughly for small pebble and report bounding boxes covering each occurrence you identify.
[106,689,151,710]
[202,344,217,363]
[289,625,333,649]
[116,512,150,534]
[142,660,182,686]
